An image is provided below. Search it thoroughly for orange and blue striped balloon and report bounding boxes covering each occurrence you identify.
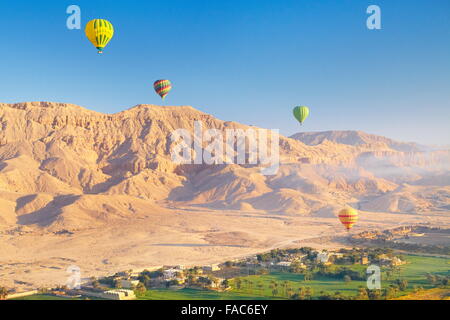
[338,208,359,231]
[154,80,172,100]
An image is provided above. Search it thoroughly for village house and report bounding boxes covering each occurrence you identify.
[296,262,307,269]
[75,288,136,300]
[120,279,140,289]
[330,252,344,259]
[203,264,221,272]
[100,289,136,300]
[276,261,292,267]
[295,253,309,261]
[261,261,275,268]
[378,255,405,267]
[163,268,182,280]
[360,256,370,265]
[210,277,226,289]
[316,251,330,263]
[391,257,405,266]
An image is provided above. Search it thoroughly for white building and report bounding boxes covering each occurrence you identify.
[163,269,181,280]
[103,289,136,300]
[276,261,292,267]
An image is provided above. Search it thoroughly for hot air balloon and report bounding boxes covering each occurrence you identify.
[293,106,310,125]
[154,80,172,100]
[85,19,114,54]
[338,208,359,231]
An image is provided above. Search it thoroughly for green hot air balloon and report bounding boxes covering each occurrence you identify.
[293,106,310,125]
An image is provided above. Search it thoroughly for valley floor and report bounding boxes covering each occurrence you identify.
[1,207,449,291]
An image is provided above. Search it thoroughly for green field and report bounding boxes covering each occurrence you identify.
[11,254,449,300]
[137,288,267,300]
[138,254,450,300]
[398,255,449,285]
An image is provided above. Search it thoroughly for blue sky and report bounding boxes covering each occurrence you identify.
[0,0,449,144]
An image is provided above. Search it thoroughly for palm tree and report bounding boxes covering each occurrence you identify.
[235,278,242,290]
[257,282,264,295]
[297,287,306,300]
[356,286,368,300]
[286,287,294,299]
[305,286,313,300]
[272,288,278,297]
[282,280,289,296]
[248,280,254,294]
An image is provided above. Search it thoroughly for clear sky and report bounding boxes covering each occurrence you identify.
[0,0,449,145]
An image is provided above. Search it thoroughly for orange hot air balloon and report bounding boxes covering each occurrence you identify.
[338,208,359,231]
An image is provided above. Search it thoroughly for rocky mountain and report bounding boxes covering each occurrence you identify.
[0,102,449,231]
[290,130,429,152]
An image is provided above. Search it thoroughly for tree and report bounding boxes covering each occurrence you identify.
[91,277,100,289]
[426,273,437,285]
[304,271,313,281]
[395,279,408,291]
[297,287,306,300]
[257,282,264,295]
[272,288,278,297]
[385,270,393,280]
[384,286,397,300]
[356,286,368,300]
[247,280,254,293]
[135,282,146,295]
[0,287,8,300]
[282,281,289,297]
[290,293,300,300]
[367,289,382,300]
[305,287,313,300]
[235,278,242,290]
[142,274,151,287]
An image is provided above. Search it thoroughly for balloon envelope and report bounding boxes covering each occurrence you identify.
[338,208,359,231]
[293,106,310,125]
[85,19,114,54]
[154,80,172,100]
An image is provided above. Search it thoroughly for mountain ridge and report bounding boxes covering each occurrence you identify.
[290,130,431,152]
[0,102,448,231]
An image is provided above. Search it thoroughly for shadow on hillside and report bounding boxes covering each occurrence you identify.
[17,194,81,227]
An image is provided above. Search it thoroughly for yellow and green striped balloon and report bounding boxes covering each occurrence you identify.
[293,106,310,125]
[85,19,114,54]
